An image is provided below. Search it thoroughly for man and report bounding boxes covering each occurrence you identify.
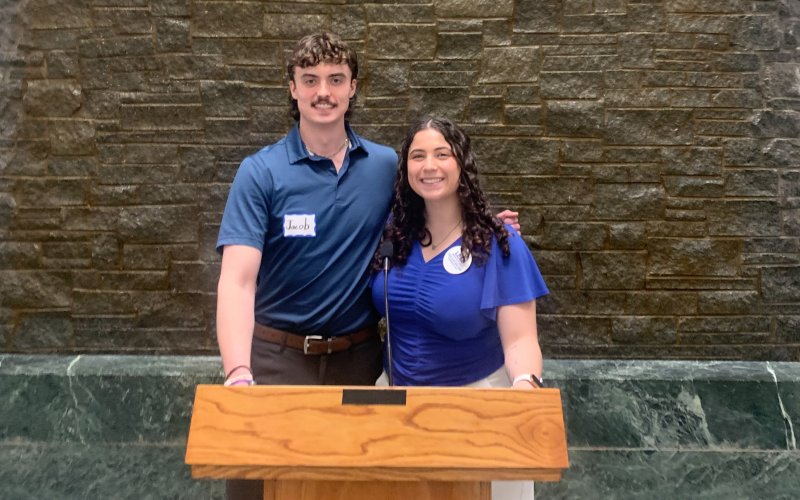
[215,32,518,498]
[217,32,394,393]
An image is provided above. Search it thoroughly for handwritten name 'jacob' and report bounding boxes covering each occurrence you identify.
[283,214,316,237]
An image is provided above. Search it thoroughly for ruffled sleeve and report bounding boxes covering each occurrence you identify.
[480,225,549,321]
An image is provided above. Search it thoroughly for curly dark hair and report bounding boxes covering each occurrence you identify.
[286,32,358,122]
[373,116,510,271]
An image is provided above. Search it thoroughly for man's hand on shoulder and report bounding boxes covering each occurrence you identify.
[496,209,521,234]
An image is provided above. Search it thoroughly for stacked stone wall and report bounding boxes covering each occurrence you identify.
[1,0,799,359]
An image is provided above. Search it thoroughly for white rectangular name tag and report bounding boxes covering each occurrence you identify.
[283,214,316,237]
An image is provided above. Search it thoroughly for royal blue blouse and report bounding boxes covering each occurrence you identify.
[370,226,548,386]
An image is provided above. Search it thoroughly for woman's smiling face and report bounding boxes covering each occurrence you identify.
[406,128,461,205]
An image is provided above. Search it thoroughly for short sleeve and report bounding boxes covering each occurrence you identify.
[479,225,549,321]
[216,156,272,253]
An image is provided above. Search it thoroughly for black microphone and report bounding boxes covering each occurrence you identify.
[378,240,394,262]
[378,240,395,386]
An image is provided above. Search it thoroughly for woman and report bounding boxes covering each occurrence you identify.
[370,116,548,498]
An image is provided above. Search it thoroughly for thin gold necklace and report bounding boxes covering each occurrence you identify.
[307,137,349,159]
[430,219,462,250]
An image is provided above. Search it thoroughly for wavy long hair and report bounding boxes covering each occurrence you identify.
[373,116,510,270]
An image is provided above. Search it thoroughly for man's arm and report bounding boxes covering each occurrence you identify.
[216,245,262,383]
[496,209,521,233]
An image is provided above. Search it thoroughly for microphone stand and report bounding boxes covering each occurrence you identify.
[383,255,394,387]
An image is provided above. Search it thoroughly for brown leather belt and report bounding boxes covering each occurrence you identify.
[253,322,378,355]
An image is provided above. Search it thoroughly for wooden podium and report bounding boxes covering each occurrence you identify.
[185,385,568,500]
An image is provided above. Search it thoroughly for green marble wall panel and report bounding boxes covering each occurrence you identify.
[0,373,74,442]
[692,379,787,449]
[536,450,800,500]
[773,362,800,450]
[558,379,715,448]
[547,359,798,451]
[2,355,798,499]
[0,443,222,500]
[0,355,220,443]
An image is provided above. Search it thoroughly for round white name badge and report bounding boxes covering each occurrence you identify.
[443,247,472,275]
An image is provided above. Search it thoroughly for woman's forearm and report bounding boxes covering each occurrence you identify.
[502,335,543,381]
[497,300,543,389]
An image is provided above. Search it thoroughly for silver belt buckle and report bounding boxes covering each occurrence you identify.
[303,335,325,355]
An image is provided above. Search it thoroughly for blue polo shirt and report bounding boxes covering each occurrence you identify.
[217,123,397,335]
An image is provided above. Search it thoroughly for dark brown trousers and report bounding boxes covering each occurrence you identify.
[225,333,383,500]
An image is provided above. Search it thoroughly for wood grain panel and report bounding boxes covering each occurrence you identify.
[263,480,491,500]
[186,385,568,482]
